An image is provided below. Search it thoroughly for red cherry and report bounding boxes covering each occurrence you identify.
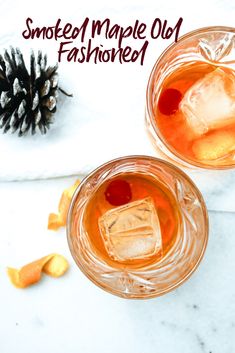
[105,179,132,206]
[158,88,182,115]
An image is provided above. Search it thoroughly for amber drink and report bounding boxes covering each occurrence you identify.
[67,156,208,299]
[146,27,235,169]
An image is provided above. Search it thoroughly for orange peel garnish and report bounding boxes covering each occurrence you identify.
[7,254,69,288]
[48,179,80,230]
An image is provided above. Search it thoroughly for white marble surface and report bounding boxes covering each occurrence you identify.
[1,1,235,352]
[0,176,235,353]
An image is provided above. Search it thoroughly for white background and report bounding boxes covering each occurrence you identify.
[0,0,235,352]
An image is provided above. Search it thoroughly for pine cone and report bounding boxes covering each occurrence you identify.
[0,47,63,136]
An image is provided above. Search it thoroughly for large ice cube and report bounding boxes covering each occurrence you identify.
[180,68,235,135]
[98,197,162,262]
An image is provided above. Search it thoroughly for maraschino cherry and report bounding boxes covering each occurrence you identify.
[105,179,132,206]
[158,88,182,115]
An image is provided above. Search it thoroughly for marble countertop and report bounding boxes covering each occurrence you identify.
[1,0,235,352]
[0,176,235,353]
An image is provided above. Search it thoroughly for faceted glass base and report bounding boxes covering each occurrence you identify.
[67,156,208,299]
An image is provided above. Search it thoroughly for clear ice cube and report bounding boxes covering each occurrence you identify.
[98,197,162,262]
[180,68,235,135]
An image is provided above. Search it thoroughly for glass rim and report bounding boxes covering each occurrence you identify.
[146,25,235,170]
[66,155,209,299]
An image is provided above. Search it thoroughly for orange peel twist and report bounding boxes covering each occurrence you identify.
[48,179,80,230]
[7,254,69,288]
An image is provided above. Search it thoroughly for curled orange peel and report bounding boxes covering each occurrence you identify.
[48,179,80,230]
[7,254,69,288]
